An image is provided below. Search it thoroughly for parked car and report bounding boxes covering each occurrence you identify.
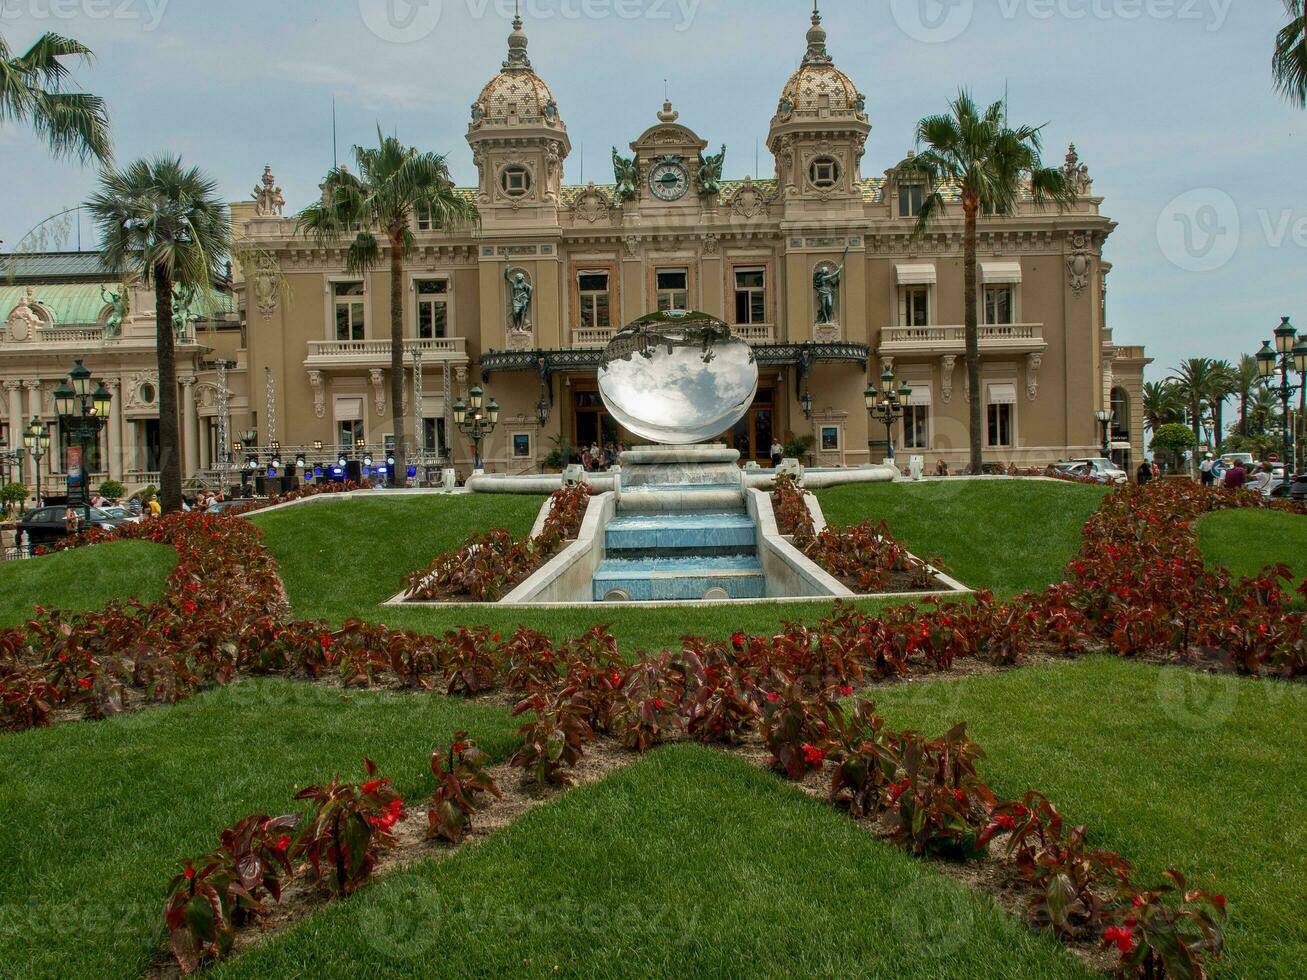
[18,505,133,546]
[1051,461,1092,479]
[98,505,142,525]
[1219,452,1256,470]
[1068,457,1129,484]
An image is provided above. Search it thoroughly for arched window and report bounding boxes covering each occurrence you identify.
[1110,387,1130,441]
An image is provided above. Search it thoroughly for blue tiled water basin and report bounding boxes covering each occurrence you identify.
[592,555,766,601]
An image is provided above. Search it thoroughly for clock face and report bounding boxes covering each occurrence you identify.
[649,161,690,201]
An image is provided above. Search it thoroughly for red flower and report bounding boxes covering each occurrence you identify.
[838,684,854,697]
[452,742,466,754]
[1131,895,1146,908]
[181,599,197,615]
[801,743,826,766]
[76,677,93,689]
[610,671,622,687]
[183,867,196,881]
[995,813,1014,831]
[1103,926,1134,954]
[492,633,501,643]
[360,779,388,795]
[319,634,333,651]
[653,698,666,710]
[731,632,746,649]
[765,691,779,703]
[275,835,291,852]
[1214,894,1226,910]
[952,789,967,804]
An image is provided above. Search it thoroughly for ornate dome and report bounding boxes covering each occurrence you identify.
[471,13,562,126]
[777,8,865,116]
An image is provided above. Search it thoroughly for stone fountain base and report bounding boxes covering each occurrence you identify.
[618,443,742,488]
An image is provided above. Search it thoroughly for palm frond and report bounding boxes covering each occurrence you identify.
[1273,0,1307,107]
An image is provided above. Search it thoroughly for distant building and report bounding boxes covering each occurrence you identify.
[1,9,1148,496]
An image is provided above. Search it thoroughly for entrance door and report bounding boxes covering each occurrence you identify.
[139,419,161,472]
[730,386,775,462]
[573,390,621,451]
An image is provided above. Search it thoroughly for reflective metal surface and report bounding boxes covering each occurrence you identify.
[597,310,759,445]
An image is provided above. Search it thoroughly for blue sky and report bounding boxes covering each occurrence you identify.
[2,0,1304,379]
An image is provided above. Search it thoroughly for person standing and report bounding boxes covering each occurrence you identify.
[769,439,784,469]
[1136,460,1153,485]
[1223,460,1248,490]
[1199,453,1216,486]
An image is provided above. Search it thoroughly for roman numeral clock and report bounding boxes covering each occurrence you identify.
[648,155,690,201]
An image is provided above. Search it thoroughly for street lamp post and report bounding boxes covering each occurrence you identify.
[54,360,113,524]
[1095,409,1114,460]
[453,385,499,472]
[1254,316,1307,493]
[23,418,51,508]
[864,370,912,463]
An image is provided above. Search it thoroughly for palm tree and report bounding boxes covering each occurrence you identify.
[0,31,111,162]
[903,91,1076,474]
[1231,354,1263,436]
[1207,359,1237,451]
[1273,0,1307,106]
[1142,380,1184,436]
[86,156,231,513]
[298,129,477,482]
[1170,357,1225,466]
[1248,386,1283,437]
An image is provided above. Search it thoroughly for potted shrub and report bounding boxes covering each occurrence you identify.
[543,436,576,474]
[2,481,28,520]
[1150,423,1198,477]
[783,434,816,468]
[98,479,126,502]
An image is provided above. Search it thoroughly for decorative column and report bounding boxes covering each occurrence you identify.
[105,380,123,480]
[23,380,42,422]
[4,381,24,483]
[181,377,199,479]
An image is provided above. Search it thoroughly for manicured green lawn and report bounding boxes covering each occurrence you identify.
[252,484,1105,655]
[215,744,1090,980]
[871,657,1307,980]
[0,680,519,979]
[1196,508,1307,584]
[0,539,175,629]
[817,480,1107,596]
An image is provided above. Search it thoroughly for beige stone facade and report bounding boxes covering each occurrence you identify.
[0,10,1149,496]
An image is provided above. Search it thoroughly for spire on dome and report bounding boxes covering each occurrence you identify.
[503,1,532,71]
[803,3,833,66]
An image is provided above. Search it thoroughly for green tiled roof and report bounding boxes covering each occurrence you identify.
[0,283,109,325]
[0,251,114,282]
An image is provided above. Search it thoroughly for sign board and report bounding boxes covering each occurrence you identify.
[65,446,83,487]
[1269,452,1280,463]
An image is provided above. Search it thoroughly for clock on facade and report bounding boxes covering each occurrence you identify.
[648,160,690,201]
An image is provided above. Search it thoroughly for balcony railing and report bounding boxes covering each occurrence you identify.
[570,323,776,349]
[33,324,199,346]
[304,337,468,368]
[878,323,1046,355]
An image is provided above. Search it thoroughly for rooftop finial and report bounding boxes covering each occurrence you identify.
[503,2,531,70]
[803,3,832,66]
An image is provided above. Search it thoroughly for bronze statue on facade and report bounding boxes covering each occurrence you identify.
[505,267,533,332]
[813,245,849,324]
[612,147,640,203]
[697,144,726,197]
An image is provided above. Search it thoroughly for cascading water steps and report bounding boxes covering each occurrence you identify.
[593,508,765,601]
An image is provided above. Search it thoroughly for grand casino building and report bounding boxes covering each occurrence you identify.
[0,9,1148,494]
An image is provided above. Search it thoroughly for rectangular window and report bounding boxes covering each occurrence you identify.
[820,426,840,452]
[656,269,689,311]
[416,279,449,339]
[984,285,1014,325]
[422,418,446,454]
[903,405,929,450]
[987,405,1014,448]
[337,418,363,452]
[415,206,432,231]
[333,282,365,341]
[578,272,611,329]
[904,287,929,327]
[512,433,532,458]
[733,268,766,325]
[898,183,923,217]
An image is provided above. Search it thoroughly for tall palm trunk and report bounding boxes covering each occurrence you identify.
[154,266,182,513]
[388,233,407,486]
[1213,401,1225,452]
[1190,399,1202,473]
[1239,394,1249,437]
[963,197,982,474]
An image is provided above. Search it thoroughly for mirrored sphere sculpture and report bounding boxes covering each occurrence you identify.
[597,310,759,445]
